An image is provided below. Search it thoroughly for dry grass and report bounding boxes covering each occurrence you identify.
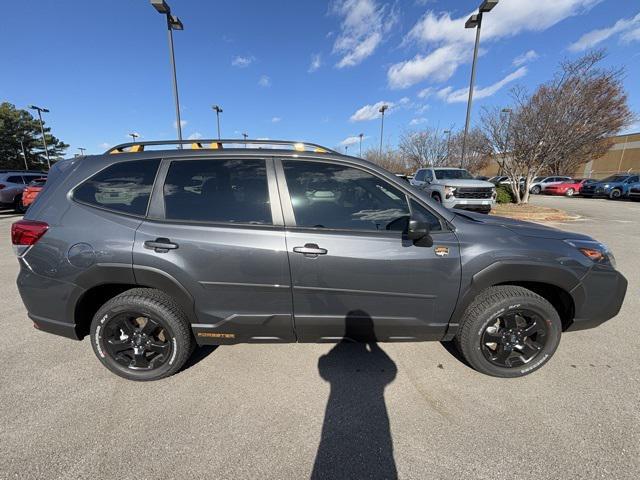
[491,203,578,223]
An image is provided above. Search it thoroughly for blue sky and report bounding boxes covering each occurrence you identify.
[2,0,639,156]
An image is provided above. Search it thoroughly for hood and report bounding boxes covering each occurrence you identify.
[451,210,592,241]
[432,179,495,188]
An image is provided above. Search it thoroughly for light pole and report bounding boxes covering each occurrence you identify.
[19,138,29,170]
[358,133,364,157]
[378,104,388,155]
[461,0,498,168]
[129,132,139,143]
[345,145,349,155]
[28,105,51,169]
[151,0,184,148]
[444,130,452,163]
[242,132,248,148]
[212,105,223,139]
[78,147,87,156]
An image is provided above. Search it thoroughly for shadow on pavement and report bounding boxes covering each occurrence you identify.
[183,345,218,371]
[312,310,398,480]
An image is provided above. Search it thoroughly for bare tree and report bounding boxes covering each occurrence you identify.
[364,146,409,174]
[482,50,633,203]
[447,128,492,173]
[398,127,449,169]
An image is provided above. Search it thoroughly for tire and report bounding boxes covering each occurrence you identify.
[455,286,562,378]
[608,189,622,200]
[14,195,26,214]
[432,193,442,203]
[565,188,575,197]
[530,185,541,195]
[90,288,195,381]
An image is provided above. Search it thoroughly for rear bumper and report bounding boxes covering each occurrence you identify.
[567,267,627,331]
[29,314,82,340]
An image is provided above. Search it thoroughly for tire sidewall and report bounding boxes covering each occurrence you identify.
[90,300,185,381]
[464,297,562,378]
[565,188,574,197]
[609,189,621,199]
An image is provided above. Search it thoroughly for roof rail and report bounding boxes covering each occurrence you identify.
[105,139,339,155]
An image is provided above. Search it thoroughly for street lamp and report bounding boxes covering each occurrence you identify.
[378,105,388,155]
[345,145,349,154]
[150,0,184,148]
[358,133,364,157]
[461,0,499,168]
[78,147,87,156]
[129,132,139,143]
[212,105,223,139]
[28,105,51,169]
[242,132,248,148]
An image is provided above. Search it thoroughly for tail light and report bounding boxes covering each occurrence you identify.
[0,184,6,190]
[11,220,49,246]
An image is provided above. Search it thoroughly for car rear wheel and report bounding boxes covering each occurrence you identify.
[455,286,561,378]
[530,185,541,195]
[90,288,195,381]
[565,188,575,197]
[609,189,622,200]
[14,195,26,214]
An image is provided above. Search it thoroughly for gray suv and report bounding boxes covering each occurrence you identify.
[13,139,627,381]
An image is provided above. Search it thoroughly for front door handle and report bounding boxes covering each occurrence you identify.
[293,243,328,256]
[144,238,179,253]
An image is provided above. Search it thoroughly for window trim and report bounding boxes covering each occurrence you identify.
[70,158,161,219]
[275,157,448,235]
[147,156,283,227]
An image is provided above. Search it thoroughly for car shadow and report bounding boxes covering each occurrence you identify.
[311,311,398,480]
[439,340,470,368]
[182,345,218,371]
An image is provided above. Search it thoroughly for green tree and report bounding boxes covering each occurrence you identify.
[0,102,68,170]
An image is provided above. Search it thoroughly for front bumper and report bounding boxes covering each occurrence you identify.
[567,267,627,331]
[444,197,494,212]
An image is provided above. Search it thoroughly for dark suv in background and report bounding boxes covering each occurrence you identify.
[12,140,627,381]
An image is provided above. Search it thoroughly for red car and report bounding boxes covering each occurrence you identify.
[544,178,596,197]
[21,178,47,209]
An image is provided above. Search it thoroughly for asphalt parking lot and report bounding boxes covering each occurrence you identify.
[1,196,638,480]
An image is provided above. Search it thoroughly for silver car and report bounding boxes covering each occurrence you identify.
[0,171,48,212]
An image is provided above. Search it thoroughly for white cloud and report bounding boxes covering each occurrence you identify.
[622,26,640,44]
[258,75,271,87]
[417,87,434,99]
[340,135,366,146]
[409,117,428,126]
[569,12,640,51]
[438,67,527,103]
[349,100,394,122]
[187,132,203,140]
[621,121,640,135]
[99,142,111,149]
[513,50,539,66]
[231,55,255,67]
[331,0,398,68]
[308,53,322,73]
[414,103,430,114]
[389,0,600,88]
[173,120,187,129]
[399,97,410,105]
[271,116,282,123]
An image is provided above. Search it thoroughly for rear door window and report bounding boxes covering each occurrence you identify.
[6,176,24,184]
[163,159,272,224]
[73,160,160,216]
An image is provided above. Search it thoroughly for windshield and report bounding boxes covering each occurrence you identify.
[533,176,545,182]
[601,175,628,183]
[434,169,473,180]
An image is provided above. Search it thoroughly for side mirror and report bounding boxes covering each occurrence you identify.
[407,219,429,241]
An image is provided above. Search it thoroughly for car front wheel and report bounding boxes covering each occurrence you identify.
[530,185,541,195]
[565,188,575,197]
[455,286,562,378]
[90,288,195,381]
[609,189,622,200]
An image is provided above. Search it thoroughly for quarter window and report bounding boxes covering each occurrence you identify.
[73,160,159,216]
[282,161,411,231]
[163,159,272,224]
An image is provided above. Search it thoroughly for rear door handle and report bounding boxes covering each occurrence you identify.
[144,238,179,253]
[293,243,327,256]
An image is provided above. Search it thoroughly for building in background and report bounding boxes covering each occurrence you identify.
[480,131,640,179]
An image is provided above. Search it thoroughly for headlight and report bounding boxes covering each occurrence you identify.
[444,186,456,199]
[603,184,610,188]
[564,239,615,267]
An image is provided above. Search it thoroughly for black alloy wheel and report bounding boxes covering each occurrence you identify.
[102,313,172,371]
[609,189,622,199]
[480,310,548,368]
